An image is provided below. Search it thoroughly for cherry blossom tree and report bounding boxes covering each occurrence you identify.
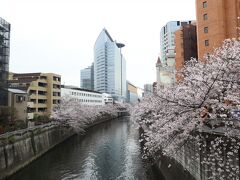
[51,96,120,133]
[131,39,240,179]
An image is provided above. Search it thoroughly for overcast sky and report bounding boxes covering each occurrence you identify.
[0,0,196,88]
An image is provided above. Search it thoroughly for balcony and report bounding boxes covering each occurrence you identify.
[29,90,37,95]
[53,84,61,90]
[38,79,47,83]
[38,82,47,88]
[53,92,61,97]
[27,102,34,108]
[29,94,37,99]
[38,91,47,98]
[53,76,61,84]
[28,86,38,91]
[53,96,61,100]
[37,94,47,99]
[53,80,61,85]
[37,103,47,108]
[40,76,47,80]
[53,99,61,105]
[38,99,47,104]
[53,89,61,93]
[37,86,47,91]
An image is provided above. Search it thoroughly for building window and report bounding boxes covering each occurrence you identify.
[16,95,25,103]
[205,40,209,46]
[203,1,207,8]
[206,52,210,59]
[177,21,180,26]
[204,27,208,33]
[203,14,208,20]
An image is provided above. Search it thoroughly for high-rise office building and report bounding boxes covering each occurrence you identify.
[196,0,240,60]
[80,63,94,90]
[175,22,198,77]
[0,17,10,106]
[94,28,126,102]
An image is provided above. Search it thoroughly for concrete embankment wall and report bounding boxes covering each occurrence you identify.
[154,135,240,180]
[139,120,240,180]
[155,155,195,180]
[0,124,74,179]
[0,113,125,179]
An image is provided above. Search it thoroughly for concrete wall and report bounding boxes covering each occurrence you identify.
[155,134,240,180]
[155,155,195,180]
[0,124,74,179]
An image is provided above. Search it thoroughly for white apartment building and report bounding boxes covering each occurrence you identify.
[61,85,113,106]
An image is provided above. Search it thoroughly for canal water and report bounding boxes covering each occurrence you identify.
[9,117,164,180]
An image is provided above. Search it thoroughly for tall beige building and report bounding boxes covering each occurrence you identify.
[9,73,61,116]
[196,0,240,60]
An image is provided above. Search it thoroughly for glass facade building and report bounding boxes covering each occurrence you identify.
[94,29,126,102]
[0,17,10,106]
[80,63,94,90]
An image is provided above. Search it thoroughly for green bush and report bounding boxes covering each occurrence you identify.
[14,120,27,130]
[8,136,15,143]
[32,114,51,125]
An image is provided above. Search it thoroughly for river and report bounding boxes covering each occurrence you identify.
[9,117,164,180]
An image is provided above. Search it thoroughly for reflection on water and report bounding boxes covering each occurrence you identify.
[9,117,164,180]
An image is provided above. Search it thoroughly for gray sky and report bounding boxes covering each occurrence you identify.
[0,0,196,88]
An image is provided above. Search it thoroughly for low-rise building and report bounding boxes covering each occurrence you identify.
[61,85,108,106]
[8,73,61,116]
[7,88,33,121]
[127,82,138,103]
[126,81,143,104]
[102,93,113,105]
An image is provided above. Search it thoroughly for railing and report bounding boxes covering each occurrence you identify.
[200,118,240,137]
[0,110,128,140]
[0,121,60,140]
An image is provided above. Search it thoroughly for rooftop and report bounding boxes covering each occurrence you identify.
[8,88,27,94]
[61,85,102,94]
